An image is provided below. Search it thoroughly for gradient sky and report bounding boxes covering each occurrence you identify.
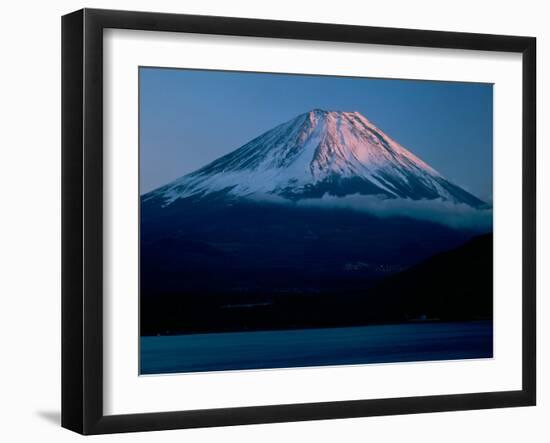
[139,67,493,200]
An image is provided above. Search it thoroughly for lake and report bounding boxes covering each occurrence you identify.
[140,320,492,375]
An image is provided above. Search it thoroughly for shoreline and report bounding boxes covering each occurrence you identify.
[140,318,493,338]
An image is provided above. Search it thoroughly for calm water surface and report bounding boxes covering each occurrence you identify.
[140,321,492,375]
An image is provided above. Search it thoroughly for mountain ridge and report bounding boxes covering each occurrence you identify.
[144,109,486,208]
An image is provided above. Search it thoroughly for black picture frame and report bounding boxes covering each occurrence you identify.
[62,8,536,435]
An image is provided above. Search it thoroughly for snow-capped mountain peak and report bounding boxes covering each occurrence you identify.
[145,109,486,208]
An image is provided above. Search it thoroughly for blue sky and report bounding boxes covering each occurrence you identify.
[140,67,493,200]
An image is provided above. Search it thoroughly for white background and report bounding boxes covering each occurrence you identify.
[0,0,547,441]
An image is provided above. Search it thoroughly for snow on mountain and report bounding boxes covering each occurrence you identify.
[144,109,486,208]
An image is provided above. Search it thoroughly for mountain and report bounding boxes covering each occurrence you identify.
[141,233,493,335]
[368,233,493,321]
[140,109,492,335]
[141,200,477,296]
[144,109,486,208]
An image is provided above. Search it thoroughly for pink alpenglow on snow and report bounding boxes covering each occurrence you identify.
[145,109,487,208]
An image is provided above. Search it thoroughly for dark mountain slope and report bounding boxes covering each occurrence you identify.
[366,233,493,321]
[141,233,492,335]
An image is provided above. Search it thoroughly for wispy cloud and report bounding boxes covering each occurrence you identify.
[253,193,493,231]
